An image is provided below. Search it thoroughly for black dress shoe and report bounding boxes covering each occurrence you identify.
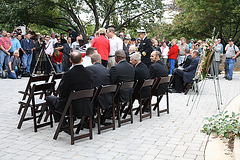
[228,77,232,81]
[171,89,182,93]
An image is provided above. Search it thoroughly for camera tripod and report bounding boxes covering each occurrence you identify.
[32,46,56,75]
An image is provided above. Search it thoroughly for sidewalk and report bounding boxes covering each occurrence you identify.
[0,74,239,160]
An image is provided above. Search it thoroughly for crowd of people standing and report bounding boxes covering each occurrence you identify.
[0,27,239,83]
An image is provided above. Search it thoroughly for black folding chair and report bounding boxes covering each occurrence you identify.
[94,84,118,134]
[53,89,95,145]
[50,72,64,96]
[18,75,50,114]
[17,82,55,132]
[133,79,155,122]
[152,76,172,117]
[115,81,135,127]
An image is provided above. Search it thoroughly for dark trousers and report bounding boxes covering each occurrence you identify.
[46,95,61,122]
[174,69,184,92]
[102,59,108,68]
[224,60,229,78]
[63,53,70,71]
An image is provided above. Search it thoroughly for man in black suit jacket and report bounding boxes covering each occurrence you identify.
[149,51,168,95]
[137,30,153,68]
[47,50,94,122]
[123,37,131,62]
[86,53,112,110]
[63,37,72,71]
[170,50,200,93]
[110,49,135,102]
[130,52,150,98]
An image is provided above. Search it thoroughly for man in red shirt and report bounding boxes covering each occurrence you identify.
[0,30,12,75]
[91,28,110,67]
[168,39,178,75]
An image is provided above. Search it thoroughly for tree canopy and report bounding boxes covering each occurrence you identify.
[162,0,240,45]
[0,0,163,38]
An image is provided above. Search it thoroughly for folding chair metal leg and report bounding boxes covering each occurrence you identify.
[70,105,74,145]
[97,106,101,134]
[89,116,93,140]
[117,102,121,127]
[53,103,70,140]
[18,104,23,114]
[17,104,29,129]
[139,98,143,122]
[32,105,38,132]
[112,104,115,130]
[166,92,169,114]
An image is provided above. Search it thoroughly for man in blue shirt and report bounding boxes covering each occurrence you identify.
[189,39,194,49]
[21,33,34,74]
[9,32,21,56]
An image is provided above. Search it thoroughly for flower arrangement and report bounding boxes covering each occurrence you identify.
[194,28,219,80]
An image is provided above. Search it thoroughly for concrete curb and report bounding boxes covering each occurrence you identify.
[205,94,240,160]
[234,137,240,160]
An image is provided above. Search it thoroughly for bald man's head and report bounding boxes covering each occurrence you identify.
[70,50,82,65]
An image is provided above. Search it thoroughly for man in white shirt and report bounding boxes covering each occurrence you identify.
[106,27,123,68]
[82,47,98,67]
[72,36,82,51]
[49,32,57,47]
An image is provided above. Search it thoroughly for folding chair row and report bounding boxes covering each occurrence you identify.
[17,82,56,132]
[18,73,64,114]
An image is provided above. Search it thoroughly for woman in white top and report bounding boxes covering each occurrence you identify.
[160,41,169,65]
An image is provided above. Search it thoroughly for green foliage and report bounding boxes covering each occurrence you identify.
[161,0,240,45]
[201,111,240,139]
[0,0,163,39]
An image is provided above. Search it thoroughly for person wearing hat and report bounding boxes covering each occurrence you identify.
[123,37,130,62]
[85,36,94,49]
[224,38,240,80]
[137,29,153,67]
[91,28,110,67]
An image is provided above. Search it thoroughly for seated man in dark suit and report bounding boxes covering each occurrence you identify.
[110,49,135,102]
[170,50,200,93]
[47,50,94,123]
[86,53,111,110]
[130,52,150,98]
[149,51,169,95]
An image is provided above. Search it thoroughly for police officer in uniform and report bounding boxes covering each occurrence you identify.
[137,29,153,68]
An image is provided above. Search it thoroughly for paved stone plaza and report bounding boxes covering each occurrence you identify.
[0,74,239,160]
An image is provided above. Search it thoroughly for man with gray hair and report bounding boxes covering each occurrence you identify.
[130,52,150,81]
[8,50,22,79]
[130,52,150,99]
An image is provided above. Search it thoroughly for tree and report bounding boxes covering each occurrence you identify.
[163,0,240,46]
[0,0,163,38]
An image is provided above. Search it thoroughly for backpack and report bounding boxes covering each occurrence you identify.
[233,44,240,58]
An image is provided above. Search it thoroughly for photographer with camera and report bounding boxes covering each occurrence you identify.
[44,35,54,74]
[72,35,84,51]
[20,33,34,76]
[34,36,47,74]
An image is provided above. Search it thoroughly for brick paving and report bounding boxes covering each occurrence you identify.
[0,74,239,160]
